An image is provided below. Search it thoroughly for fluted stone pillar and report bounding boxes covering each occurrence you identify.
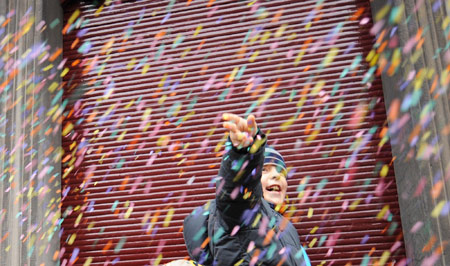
[0,0,63,265]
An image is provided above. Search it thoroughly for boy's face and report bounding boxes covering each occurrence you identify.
[261,164,287,205]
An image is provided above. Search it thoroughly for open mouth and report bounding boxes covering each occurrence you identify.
[266,184,281,192]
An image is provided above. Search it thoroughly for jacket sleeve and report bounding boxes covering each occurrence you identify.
[215,129,267,226]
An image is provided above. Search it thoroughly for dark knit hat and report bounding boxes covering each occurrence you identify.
[264,147,287,175]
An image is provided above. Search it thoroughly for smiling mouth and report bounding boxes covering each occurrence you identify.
[266,184,281,192]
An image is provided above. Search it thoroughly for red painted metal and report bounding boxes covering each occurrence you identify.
[61,0,406,265]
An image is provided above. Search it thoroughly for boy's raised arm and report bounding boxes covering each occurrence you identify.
[216,113,267,226]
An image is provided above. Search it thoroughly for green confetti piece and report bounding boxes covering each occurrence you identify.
[331,82,340,96]
[318,235,327,247]
[296,176,310,192]
[50,18,60,29]
[266,243,277,259]
[51,89,63,106]
[111,200,119,212]
[114,237,127,253]
[172,34,185,49]
[116,159,125,169]
[218,88,229,101]
[187,96,198,110]
[243,29,251,44]
[166,101,182,118]
[235,65,246,80]
[316,178,328,190]
[361,66,376,84]
[193,226,206,241]
[244,102,257,117]
[77,41,92,54]
[387,222,398,235]
[350,55,362,69]
[361,254,370,266]
[155,44,165,61]
[212,227,225,243]
[340,68,349,78]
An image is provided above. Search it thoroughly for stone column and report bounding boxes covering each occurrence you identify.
[370,0,450,265]
[0,0,63,265]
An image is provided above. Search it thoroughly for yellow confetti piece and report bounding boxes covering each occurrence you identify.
[68,233,76,245]
[306,130,320,142]
[142,63,150,74]
[21,17,34,35]
[101,37,115,55]
[335,192,344,200]
[68,9,80,26]
[124,99,135,109]
[142,108,152,120]
[126,58,136,70]
[311,80,325,95]
[431,200,446,218]
[379,251,391,266]
[163,208,175,227]
[74,213,83,227]
[376,205,390,220]
[296,96,307,108]
[48,81,59,93]
[249,32,260,44]
[310,226,319,234]
[88,222,95,230]
[308,237,317,248]
[46,104,58,117]
[287,32,297,40]
[332,102,344,116]
[307,207,313,218]
[229,67,238,84]
[257,87,275,105]
[159,74,168,87]
[375,4,391,21]
[124,205,133,219]
[275,24,287,38]
[260,31,271,44]
[117,131,127,141]
[258,10,269,19]
[349,199,361,211]
[83,257,93,266]
[193,24,203,37]
[157,135,171,146]
[60,67,69,77]
[62,122,74,136]
[322,48,339,67]
[305,21,312,31]
[43,64,54,71]
[280,116,296,131]
[154,254,163,265]
[380,165,389,177]
[158,95,167,105]
[181,48,191,58]
[249,50,259,62]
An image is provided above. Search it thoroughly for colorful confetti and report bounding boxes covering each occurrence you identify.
[1,0,450,265]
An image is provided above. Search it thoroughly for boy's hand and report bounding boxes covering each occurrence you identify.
[222,113,258,148]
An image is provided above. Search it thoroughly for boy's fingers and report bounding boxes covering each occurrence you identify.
[223,122,238,133]
[247,115,258,136]
[222,113,241,124]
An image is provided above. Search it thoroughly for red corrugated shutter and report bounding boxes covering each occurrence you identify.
[61,1,406,265]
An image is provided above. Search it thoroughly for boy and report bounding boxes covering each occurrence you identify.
[183,113,310,266]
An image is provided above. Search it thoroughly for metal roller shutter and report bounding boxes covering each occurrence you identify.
[61,0,407,265]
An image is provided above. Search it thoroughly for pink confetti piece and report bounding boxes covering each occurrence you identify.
[410,221,423,233]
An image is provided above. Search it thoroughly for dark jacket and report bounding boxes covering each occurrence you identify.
[183,133,310,266]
